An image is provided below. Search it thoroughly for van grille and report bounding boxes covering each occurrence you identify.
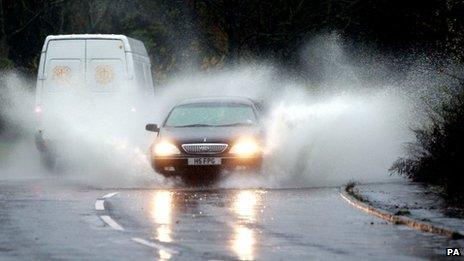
[181,143,228,154]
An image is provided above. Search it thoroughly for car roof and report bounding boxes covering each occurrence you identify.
[176,96,257,106]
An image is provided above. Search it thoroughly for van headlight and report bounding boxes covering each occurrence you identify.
[153,141,180,156]
[229,138,261,157]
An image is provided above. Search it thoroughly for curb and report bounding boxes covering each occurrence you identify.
[340,185,464,240]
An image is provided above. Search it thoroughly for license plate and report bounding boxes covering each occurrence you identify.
[188,157,221,166]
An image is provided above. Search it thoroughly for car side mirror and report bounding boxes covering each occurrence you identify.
[145,124,160,132]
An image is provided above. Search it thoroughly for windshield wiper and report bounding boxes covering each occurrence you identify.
[213,122,254,127]
[174,124,215,127]
[172,123,254,128]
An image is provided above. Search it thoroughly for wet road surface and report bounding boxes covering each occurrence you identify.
[0,178,462,260]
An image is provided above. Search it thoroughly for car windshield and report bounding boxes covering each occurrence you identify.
[165,102,257,127]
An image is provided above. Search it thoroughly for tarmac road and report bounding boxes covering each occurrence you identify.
[0,178,462,260]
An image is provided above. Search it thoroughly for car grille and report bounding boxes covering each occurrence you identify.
[181,143,228,154]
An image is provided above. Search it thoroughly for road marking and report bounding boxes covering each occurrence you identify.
[131,237,179,255]
[95,199,105,211]
[102,192,119,199]
[100,215,124,231]
[96,191,179,256]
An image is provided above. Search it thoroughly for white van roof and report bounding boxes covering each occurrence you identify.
[42,34,148,56]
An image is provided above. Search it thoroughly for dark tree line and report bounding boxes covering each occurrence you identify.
[1,0,464,75]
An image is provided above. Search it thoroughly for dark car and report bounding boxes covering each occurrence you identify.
[145,97,265,181]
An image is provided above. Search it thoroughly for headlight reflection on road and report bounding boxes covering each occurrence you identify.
[231,190,260,260]
[233,190,258,221]
[156,226,172,243]
[232,225,255,261]
[152,191,173,225]
[158,249,172,261]
[151,191,174,244]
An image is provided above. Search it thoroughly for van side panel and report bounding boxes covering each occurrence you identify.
[133,54,153,93]
[35,52,46,105]
[86,39,127,92]
[143,63,154,93]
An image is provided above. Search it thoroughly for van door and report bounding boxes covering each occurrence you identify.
[43,40,85,92]
[86,39,127,92]
[41,39,86,137]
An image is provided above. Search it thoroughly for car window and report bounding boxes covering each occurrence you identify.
[165,103,257,127]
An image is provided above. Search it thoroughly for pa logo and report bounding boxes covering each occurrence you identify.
[446,248,461,256]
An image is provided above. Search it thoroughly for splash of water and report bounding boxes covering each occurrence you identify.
[0,36,429,189]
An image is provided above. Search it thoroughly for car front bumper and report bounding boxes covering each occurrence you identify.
[152,155,263,176]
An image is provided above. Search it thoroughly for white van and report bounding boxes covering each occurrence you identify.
[34,34,154,168]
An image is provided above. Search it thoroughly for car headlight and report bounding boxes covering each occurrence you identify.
[153,141,180,156]
[229,138,261,157]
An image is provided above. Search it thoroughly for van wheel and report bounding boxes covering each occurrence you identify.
[39,150,57,172]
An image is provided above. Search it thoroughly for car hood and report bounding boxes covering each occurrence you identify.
[159,126,263,144]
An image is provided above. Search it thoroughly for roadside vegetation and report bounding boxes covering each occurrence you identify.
[390,81,464,201]
[345,181,369,203]
[1,1,464,75]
